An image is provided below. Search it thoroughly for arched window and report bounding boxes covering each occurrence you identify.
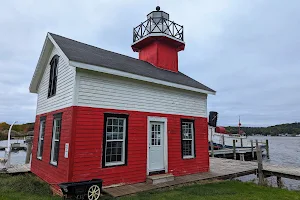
[48,55,59,98]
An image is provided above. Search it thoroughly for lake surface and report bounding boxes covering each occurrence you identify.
[0,137,299,190]
[0,139,27,165]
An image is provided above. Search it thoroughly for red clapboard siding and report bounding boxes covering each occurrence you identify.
[31,105,209,188]
[31,107,74,186]
[71,106,209,186]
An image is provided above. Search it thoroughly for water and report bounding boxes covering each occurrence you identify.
[237,136,300,190]
[0,139,27,165]
[0,137,299,190]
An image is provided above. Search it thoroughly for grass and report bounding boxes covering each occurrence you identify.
[0,174,60,200]
[117,181,300,200]
[0,174,299,200]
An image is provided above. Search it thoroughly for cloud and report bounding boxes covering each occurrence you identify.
[0,0,299,126]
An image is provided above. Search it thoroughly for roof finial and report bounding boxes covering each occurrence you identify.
[156,6,160,11]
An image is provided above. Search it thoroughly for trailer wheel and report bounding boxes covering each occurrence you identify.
[87,185,101,200]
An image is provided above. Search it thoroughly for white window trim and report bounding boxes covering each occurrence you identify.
[182,121,195,159]
[37,120,45,160]
[50,118,61,166]
[104,117,126,167]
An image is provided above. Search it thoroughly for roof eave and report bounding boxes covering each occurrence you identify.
[70,60,216,95]
[29,33,69,93]
[29,35,50,93]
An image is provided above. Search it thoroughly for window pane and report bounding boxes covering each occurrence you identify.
[183,140,192,156]
[38,140,44,157]
[107,132,112,140]
[118,119,124,126]
[105,117,126,166]
[106,141,123,164]
[107,125,112,132]
[118,132,123,139]
[119,126,123,132]
[182,122,193,139]
[112,133,118,140]
[53,141,59,162]
[41,121,45,138]
[182,121,194,158]
[51,116,61,164]
[38,120,46,158]
[113,119,118,125]
[151,124,161,146]
[54,119,61,140]
[113,126,118,132]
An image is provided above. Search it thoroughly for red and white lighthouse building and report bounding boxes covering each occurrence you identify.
[29,7,215,190]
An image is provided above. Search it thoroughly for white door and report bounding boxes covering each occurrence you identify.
[149,122,164,172]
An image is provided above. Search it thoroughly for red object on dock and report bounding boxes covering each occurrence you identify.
[216,126,226,134]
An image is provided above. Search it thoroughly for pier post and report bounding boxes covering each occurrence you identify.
[266,139,270,159]
[240,138,243,147]
[233,140,236,160]
[210,142,214,157]
[251,140,254,160]
[256,140,264,185]
[210,127,214,157]
[25,139,33,164]
[277,176,283,188]
[222,135,225,148]
[240,153,245,161]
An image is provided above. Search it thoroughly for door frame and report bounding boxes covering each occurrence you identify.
[147,116,168,175]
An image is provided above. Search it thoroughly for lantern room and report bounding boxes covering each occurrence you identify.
[132,6,185,72]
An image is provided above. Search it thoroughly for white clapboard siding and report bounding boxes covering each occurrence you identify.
[36,47,75,115]
[76,71,207,117]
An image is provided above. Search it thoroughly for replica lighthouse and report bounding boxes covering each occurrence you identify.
[132,6,185,72]
[30,5,215,195]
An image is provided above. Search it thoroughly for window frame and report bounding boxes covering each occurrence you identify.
[37,116,46,160]
[102,113,128,168]
[48,55,59,98]
[181,119,196,159]
[50,113,62,166]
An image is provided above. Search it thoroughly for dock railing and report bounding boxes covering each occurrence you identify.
[209,135,270,161]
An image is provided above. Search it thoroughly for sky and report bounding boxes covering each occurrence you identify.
[0,0,299,127]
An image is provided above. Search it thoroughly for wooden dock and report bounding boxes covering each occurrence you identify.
[263,163,300,181]
[104,158,300,197]
[209,147,257,156]
[0,164,31,174]
[104,158,258,197]
[0,146,27,151]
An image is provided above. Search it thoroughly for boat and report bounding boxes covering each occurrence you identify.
[208,116,266,150]
[296,134,300,137]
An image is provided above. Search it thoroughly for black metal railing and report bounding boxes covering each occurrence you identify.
[133,17,184,43]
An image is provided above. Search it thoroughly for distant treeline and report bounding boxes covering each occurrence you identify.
[1,122,300,140]
[0,122,34,140]
[225,122,300,136]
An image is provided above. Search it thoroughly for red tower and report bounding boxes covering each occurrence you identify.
[132,6,185,72]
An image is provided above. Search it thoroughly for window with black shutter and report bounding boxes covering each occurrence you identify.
[50,113,62,166]
[37,116,46,160]
[48,55,59,98]
[181,119,195,159]
[102,113,128,167]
